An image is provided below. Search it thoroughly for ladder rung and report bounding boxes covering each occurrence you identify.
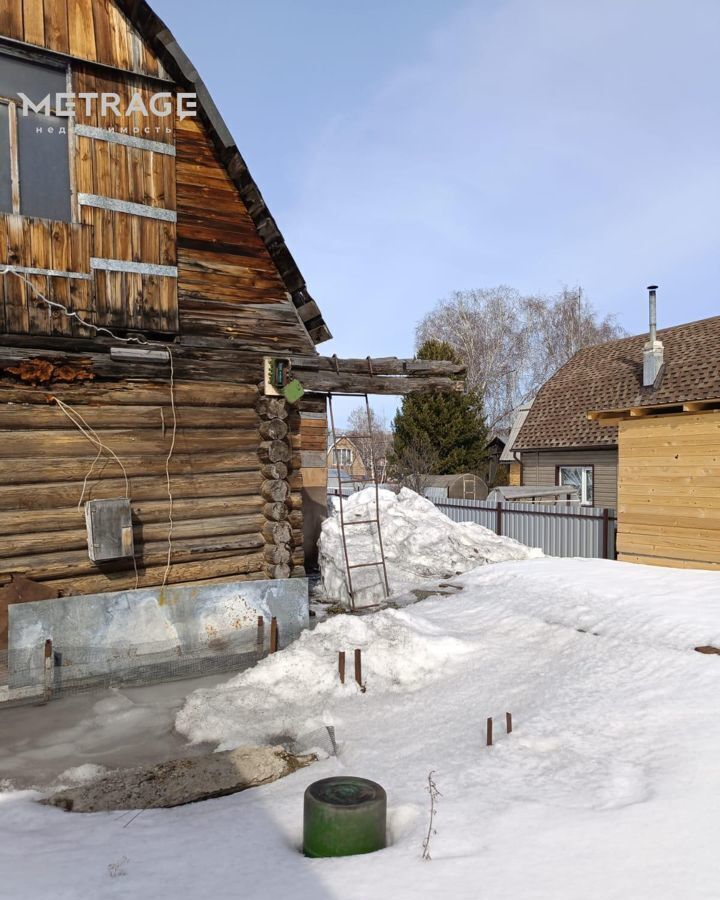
[347,562,385,570]
[343,519,379,526]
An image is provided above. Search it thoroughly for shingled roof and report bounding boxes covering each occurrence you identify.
[514,315,720,450]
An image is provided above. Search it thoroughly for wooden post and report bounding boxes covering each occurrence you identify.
[43,638,54,702]
[495,502,503,536]
[270,617,278,654]
[602,508,610,559]
[354,648,363,688]
[486,716,493,747]
[505,712,512,734]
[338,651,346,684]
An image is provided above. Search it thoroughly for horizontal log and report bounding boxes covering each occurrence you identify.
[43,554,267,597]
[263,502,288,522]
[0,381,259,409]
[263,544,292,566]
[261,480,290,503]
[0,428,260,458]
[262,521,292,544]
[0,534,265,582]
[0,496,265,536]
[297,372,465,395]
[289,355,466,377]
[259,418,288,441]
[256,396,289,420]
[0,405,259,431]
[0,514,265,559]
[0,472,263,511]
[258,440,291,464]
[0,452,261,486]
[260,462,288,481]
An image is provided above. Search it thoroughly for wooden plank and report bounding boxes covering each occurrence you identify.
[22,0,45,45]
[618,554,720,572]
[67,0,97,60]
[0,0,24,40]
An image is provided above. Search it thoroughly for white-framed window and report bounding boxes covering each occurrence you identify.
[333,447,353,468]
[558,465,594,505]
[0,50,72,221]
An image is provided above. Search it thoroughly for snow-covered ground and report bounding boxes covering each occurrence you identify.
[2,556,720,899]
[320,487,542,606]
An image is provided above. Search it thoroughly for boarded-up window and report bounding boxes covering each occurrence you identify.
[0,51,71,221]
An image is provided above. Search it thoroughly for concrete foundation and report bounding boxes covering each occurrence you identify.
[8,578,309,689]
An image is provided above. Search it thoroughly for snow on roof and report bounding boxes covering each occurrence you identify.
[499,400,534,462]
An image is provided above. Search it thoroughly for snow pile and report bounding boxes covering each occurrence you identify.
[4,557,720,900]
[319,486,542,605]
[176,608,475,751]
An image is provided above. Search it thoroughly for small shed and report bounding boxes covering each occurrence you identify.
[424,474,488,502]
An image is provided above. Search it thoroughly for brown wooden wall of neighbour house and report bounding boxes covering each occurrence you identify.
[616,412,720,571]
[519,449,619,508]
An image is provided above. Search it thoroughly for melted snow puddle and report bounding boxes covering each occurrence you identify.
[0,673,229,790]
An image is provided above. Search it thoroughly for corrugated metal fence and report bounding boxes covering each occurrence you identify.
[430,498,616,559]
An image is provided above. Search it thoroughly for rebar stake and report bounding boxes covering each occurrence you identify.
[486,716,493,747]
[257,616,265,652]
[506,712,513,734]
[270,617,279,654]
[354,648,365,692]
[338,651,346,684]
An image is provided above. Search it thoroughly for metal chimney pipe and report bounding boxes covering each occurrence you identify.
[647,285,658,344]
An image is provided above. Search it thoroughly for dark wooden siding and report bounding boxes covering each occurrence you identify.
[0,0,168,77]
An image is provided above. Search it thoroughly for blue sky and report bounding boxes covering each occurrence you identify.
[153,0,720,424]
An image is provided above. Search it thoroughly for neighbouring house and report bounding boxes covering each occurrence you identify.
[0,0,463,623]
[327,436,368,480]
[424,473,488,502]
[513,287,720,570]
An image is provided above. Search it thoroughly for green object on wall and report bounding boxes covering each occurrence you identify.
[282,378,305,404]
[303,776,387,858]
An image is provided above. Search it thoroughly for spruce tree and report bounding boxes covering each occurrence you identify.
[392,340,488,477]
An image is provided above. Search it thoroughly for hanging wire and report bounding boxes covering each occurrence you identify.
[0,265,179,592]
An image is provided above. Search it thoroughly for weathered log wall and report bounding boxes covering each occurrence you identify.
[0,378,277,595]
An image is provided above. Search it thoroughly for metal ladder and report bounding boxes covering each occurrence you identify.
[327,391,390,611]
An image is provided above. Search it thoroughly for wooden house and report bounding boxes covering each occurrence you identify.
[327,436,368,480]
[509,287,720,570]
[0,0,462,605]
[512,311,720,518]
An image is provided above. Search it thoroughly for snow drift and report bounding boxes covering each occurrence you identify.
[176,608,475,751]
[319,486,542,606]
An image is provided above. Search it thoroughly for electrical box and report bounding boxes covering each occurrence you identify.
[263,357,305,404]
[84,499,134,563]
